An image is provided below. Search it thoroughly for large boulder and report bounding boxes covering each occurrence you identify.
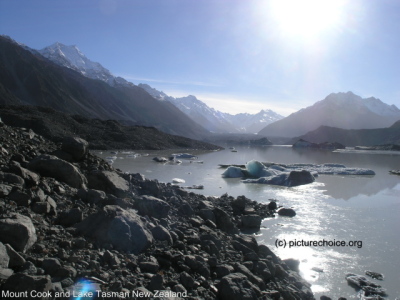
[27,154,87,189]
[213,207,239,234]
[61,136,89,160]
[134,195,170,219]
[2,273,52,295]
[75,205,153,254]
[88,170,130,198]
[0,242,10,268]
[0,214,37,252]
[286,170,315,187]
[217,273,261,300]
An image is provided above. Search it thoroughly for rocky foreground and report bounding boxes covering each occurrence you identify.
[0,120,314,300]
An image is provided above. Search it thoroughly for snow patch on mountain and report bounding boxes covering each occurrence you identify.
[38,42,133,88]
[139,84,283,133]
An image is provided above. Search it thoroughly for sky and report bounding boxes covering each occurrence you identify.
[1,0,400,116]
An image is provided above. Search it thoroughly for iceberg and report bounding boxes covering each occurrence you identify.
[172,178,185,183]
[221,160,375,187]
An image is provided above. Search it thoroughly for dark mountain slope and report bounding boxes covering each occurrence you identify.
[0,105,221,150]
[0,36,209,139]
[289,121,400,147]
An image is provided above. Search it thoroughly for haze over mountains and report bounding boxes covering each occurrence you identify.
[0,35,209,139]
[1,35,399,145]
[258,91,400,138]
[139,83,283,133]
[38,41,284,134]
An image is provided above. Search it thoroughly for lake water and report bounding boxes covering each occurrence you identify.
[96,146,400,299]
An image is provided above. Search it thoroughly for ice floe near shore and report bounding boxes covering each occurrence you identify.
[222,160,375,187]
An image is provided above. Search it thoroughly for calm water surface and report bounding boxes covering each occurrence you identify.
[96,146,400,299]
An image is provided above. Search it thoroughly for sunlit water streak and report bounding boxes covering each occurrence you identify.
[95,146,400,298]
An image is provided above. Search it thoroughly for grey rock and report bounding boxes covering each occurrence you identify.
[268,201,277,210]
[78,188,106,204]
[0,172,24,185]
[283,258,300,272]
[287,170,315,187]
[41,258,62,277]
[88,170,130,198]
[139,261,159,273]
[213,207,239,234]
[134,195,170,219]
[27,154,87,189]
[8,190,31,207]
[75,205,153,254]
[56,208,83,227]
[241,215,262,229]
[151,225,173,244]
[5,244,26,268]
[0,267,14,280]
[2,273,52,294]
[61,136,89,160]
[180,271,195,289]
[278,208,296,217]
[217,273,261,300]
[0,184,12,197]
[0,242,10,268]
[0,213,37,252]
[32,202,51,214]
[9,161,40,186]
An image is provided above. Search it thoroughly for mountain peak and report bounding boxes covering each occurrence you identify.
[39,42,132,87]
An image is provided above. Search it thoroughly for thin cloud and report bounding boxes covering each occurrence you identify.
[116,74,223,88]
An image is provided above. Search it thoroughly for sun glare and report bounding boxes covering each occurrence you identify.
[269,0,346,41]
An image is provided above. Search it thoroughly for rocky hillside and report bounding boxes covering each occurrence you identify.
[0,105,221,151]
[0,36,209,139]
[0,120,315,299]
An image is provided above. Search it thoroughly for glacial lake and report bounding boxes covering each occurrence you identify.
[95,146,400,299]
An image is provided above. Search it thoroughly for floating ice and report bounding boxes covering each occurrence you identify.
[221,160,375,187]
[172,178,185,183]
[222,166,245,178]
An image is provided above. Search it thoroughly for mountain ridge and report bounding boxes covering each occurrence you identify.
[0,35,210,139]
[258,91,400,138]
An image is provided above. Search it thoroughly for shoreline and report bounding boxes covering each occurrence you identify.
[0,121,316,299]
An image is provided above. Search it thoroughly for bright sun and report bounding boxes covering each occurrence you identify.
[269,0,346,41]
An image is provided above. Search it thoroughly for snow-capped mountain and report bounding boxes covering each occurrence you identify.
[39,42,132,87]
[139,84,283,133]
[225,109,284,133]
[259,91,400,137]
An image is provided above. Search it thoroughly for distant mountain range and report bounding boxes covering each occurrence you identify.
[139,83,283,133]
[289,120,400,147]
[258,91,400,138]
[1,35,399,145]
[0,35,209,139]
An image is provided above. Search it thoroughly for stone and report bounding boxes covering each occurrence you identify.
[0,242,10,268]
[278,208,296,217]
[241,215,262,229]
[41,258,62,277]
[61,136,89,160]
[0,267,14,280]
[139,261,159,273]
[0,213,37,252]
[283,258,300,272]
[32,202,51,214]
[151,225,173,244]
[5,243,26,268]
[365,270,384,280]
[268,201,277,210]
[9,161,40,186]
[27,154,87,188]
[56,208,83,227]
[286,170,315,187]
[0,172,24,185]
[78,188,106,204]
[134,195,170,219]
[8,190,31,207]
[75,205,153,254]
[217,273,261,300]
[0,184,12,197]
[213,207,239,234]
[2,273,52,294]
[88,170,130,198]
[180,271,196,289]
